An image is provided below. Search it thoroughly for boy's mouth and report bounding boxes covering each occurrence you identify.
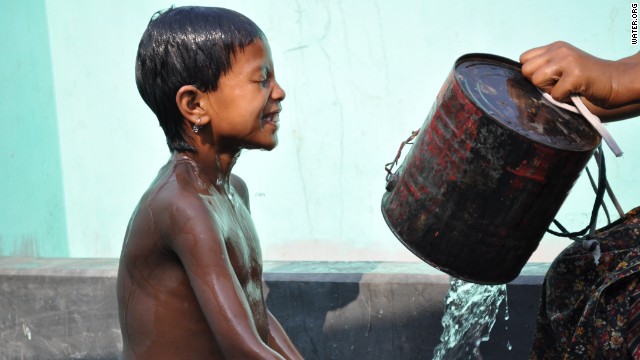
[261,109,280,126]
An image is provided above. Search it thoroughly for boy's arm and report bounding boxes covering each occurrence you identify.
[166,194,285,360]
[229,174,302,359]
[267,310,304,360]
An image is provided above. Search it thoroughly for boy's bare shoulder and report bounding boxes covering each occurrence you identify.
[147,162,199,204]
[143,161,216,240]
[135,163,250,249]
[230,173,250,211]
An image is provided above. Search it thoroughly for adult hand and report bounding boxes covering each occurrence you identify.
[520,41,639,109]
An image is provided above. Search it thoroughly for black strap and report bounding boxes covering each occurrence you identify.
[546,146,608,241]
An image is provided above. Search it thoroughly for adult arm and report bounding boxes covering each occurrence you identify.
[520,41,640,121]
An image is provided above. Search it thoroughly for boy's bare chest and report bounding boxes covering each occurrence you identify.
[202,192,262,280]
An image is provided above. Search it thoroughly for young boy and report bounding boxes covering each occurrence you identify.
[116,7,302,360]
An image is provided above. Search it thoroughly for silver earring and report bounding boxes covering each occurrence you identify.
[192,118,201,133]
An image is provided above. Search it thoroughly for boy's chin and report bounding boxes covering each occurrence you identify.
[262,135,278,150]
[245,139,278,151]
[261,141,278,151]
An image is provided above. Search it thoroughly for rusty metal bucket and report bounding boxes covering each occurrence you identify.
[381,54,601,284]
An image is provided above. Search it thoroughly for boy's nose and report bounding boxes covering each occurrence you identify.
[272,81,286,102]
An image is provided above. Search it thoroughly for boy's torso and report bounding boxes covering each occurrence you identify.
[117,156,268,359]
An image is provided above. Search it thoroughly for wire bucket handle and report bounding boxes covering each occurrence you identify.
[384,130,420,188]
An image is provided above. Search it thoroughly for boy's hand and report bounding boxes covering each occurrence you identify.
[520,41,639,109]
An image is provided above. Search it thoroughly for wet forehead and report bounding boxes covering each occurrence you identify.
[231,39,274,74]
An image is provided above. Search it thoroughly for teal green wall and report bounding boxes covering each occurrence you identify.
[0,0,68,256]
[2,0,639,262]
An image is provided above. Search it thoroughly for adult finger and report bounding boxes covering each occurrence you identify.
[520,52,554,80]
[548,76,573,103]
[520,44,550,64]
[528,64,561,90]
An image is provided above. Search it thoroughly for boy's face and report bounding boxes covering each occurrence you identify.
[204,39,285,151]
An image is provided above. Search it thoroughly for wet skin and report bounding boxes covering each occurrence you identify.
[117,38,300,359]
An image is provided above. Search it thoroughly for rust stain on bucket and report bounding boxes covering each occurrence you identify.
[381,54,601,284]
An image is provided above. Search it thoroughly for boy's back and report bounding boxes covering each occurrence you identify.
[118,155,269,359]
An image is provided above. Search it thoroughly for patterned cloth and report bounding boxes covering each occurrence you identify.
[530,207,640,359]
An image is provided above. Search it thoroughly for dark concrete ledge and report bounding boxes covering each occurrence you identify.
[0,258,549,360]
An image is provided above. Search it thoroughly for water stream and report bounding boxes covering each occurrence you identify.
[433,278,508,360]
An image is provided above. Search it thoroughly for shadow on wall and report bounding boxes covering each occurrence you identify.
[265,263,450,360]
[267,277,362,359]
[265,263,541,359]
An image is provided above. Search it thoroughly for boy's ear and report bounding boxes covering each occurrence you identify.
[176,85,211,127]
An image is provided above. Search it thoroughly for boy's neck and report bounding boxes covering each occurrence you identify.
[173,146,240,188]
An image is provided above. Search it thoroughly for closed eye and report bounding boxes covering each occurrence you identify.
[259,78,271,88]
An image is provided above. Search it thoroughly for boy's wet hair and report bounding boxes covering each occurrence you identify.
[136,6,265,152]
